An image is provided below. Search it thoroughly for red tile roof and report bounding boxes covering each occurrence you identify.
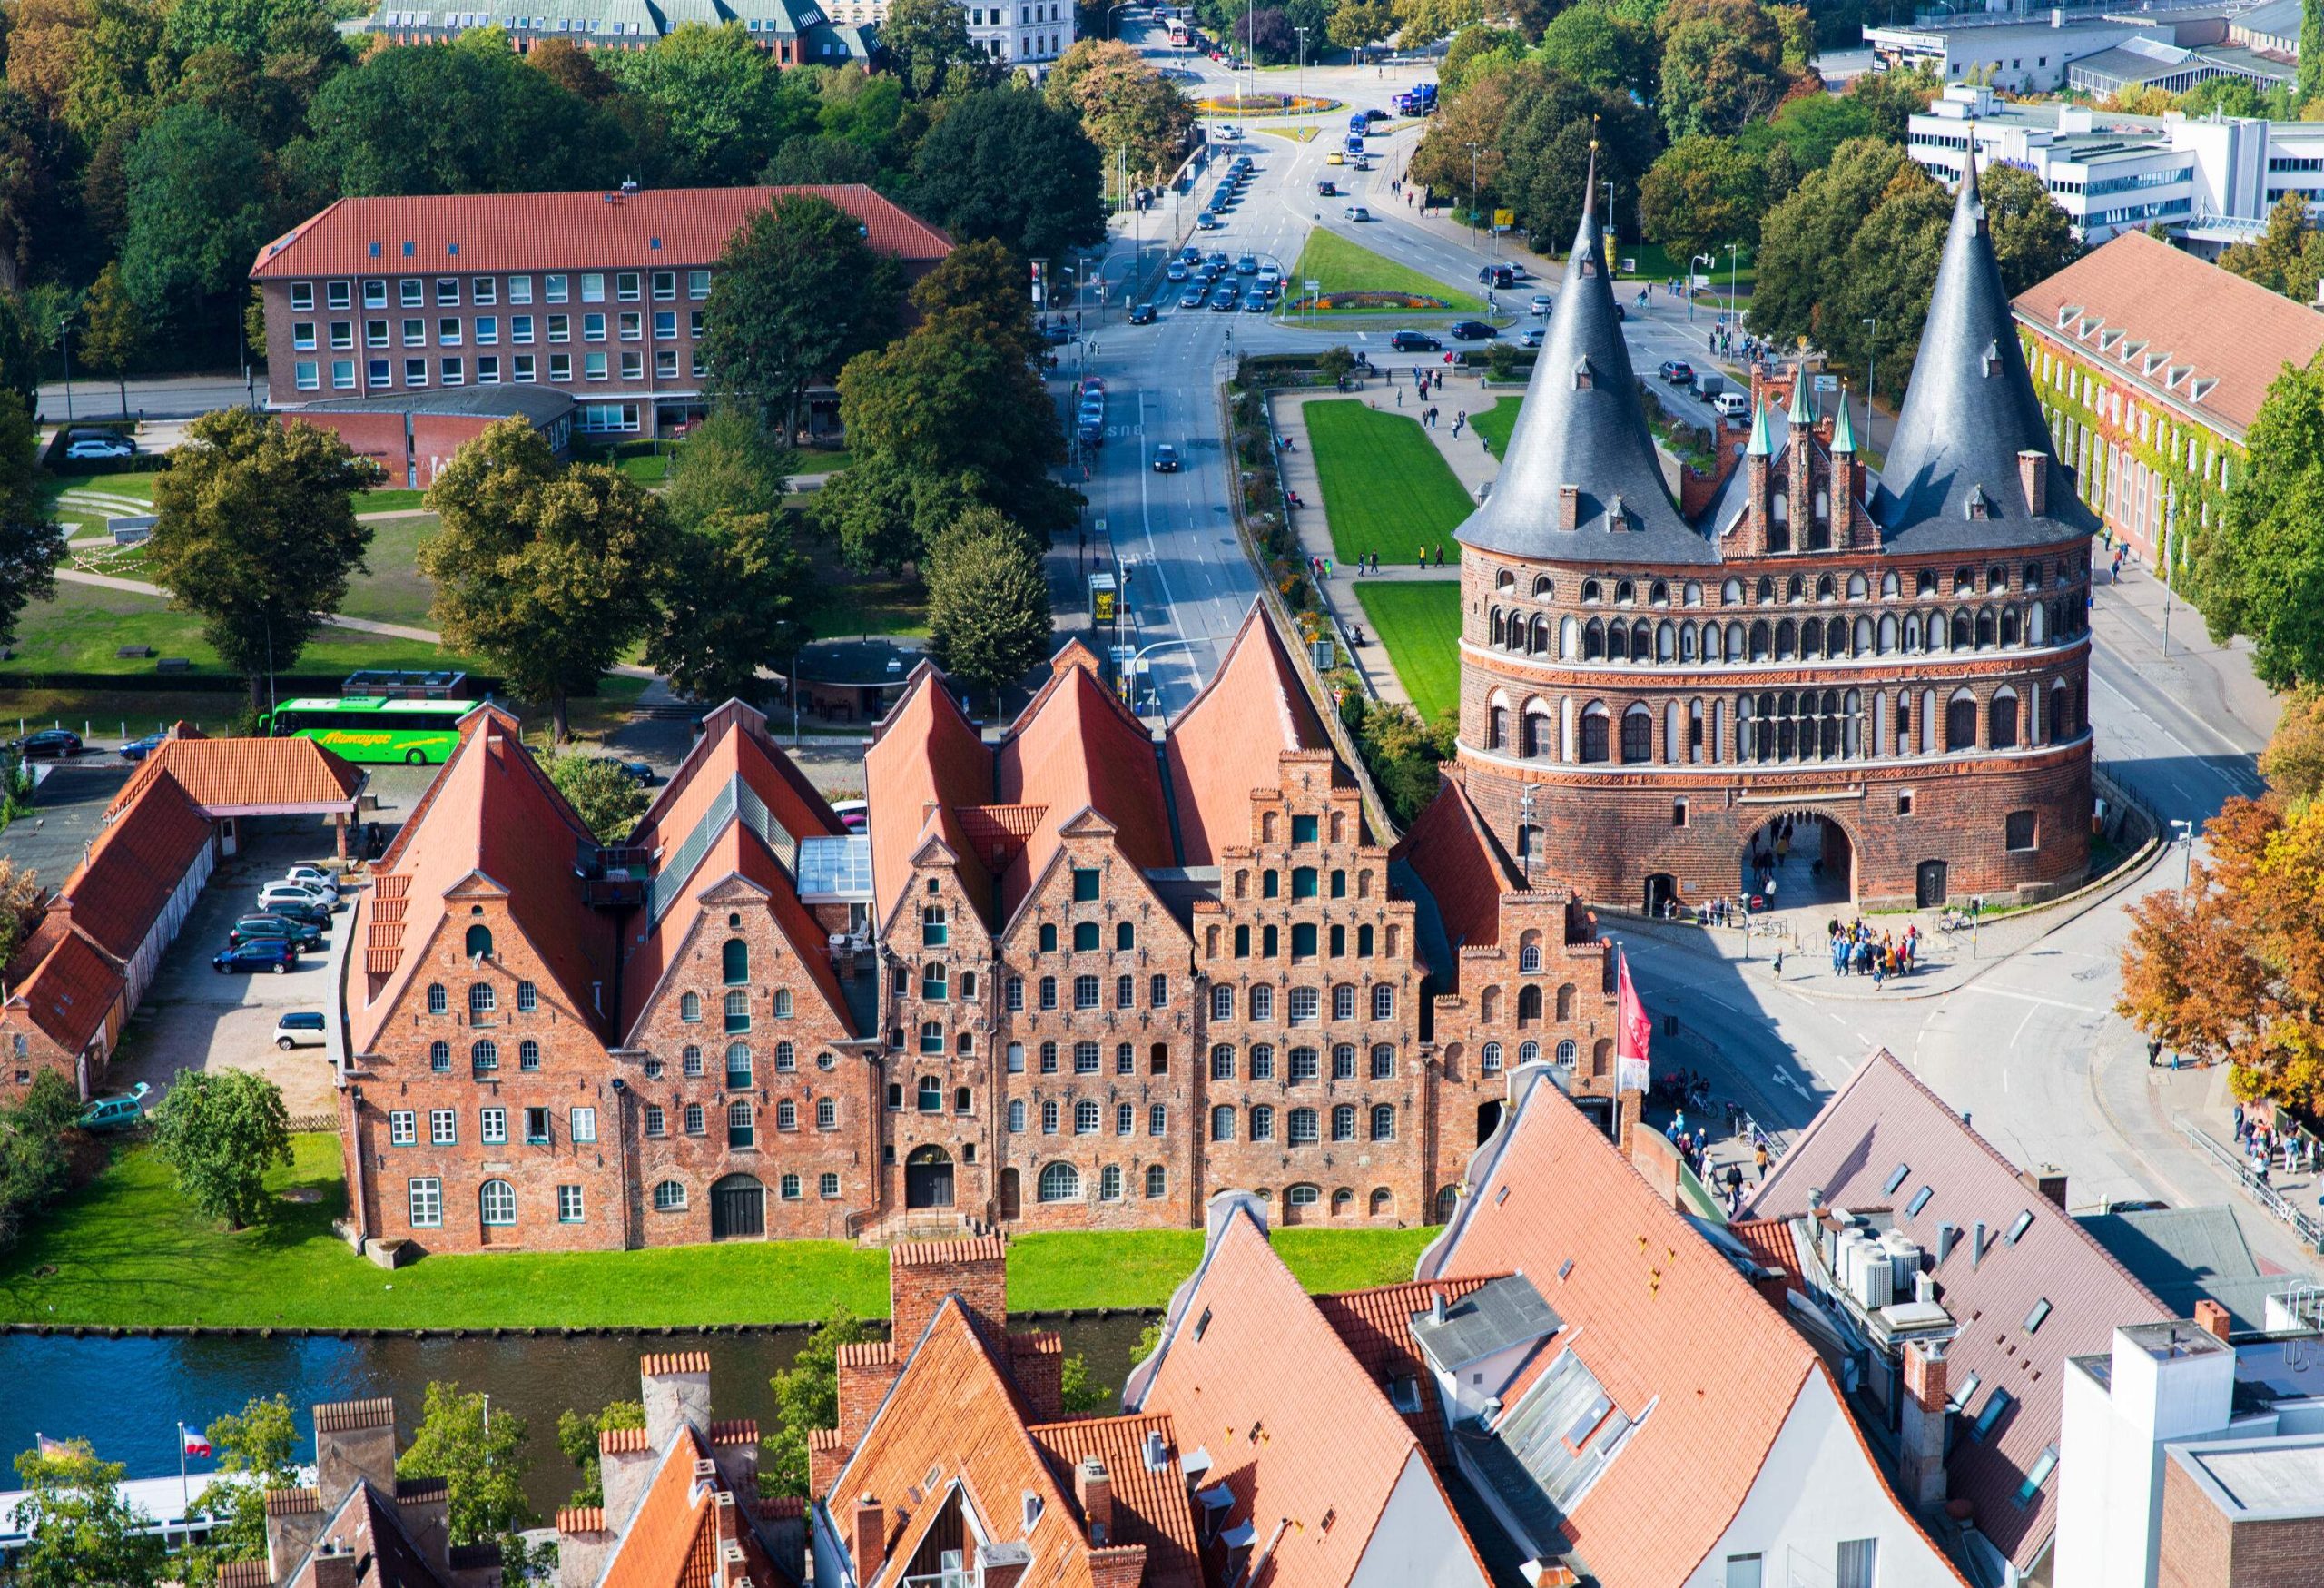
[995,649,1174,917]
[1422,1071,1961,1587]
[1164,602,1334,864]
[1747,1049,2173,1571]
[6,926,123,1060]
[1390,778,1521,969]
[629,702,842,858]
[106,735,360,819]
[602,1426,780,1588]
[53,770,214,963]
[1133,1210,1492,1588]
[1313,1277,1498,1473]
[2012,231,2324,439]
[1027,1414,1204,1588]
[865,665,995,929]
[251,185,952,281]
[350,707,615,1051]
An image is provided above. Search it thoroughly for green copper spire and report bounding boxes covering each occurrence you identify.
[1832,383,1859,454]
[1746,399,1777,458]
[1787,368,1815,427]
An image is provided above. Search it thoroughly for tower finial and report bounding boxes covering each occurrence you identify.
[1787,367,1815,427]
[1832,381,1859,454]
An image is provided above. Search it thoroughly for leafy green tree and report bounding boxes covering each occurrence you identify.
[148,408,378,706]
[765,1307,876,1496]
[1059,1354,1115,1415]
[1640,133,1764,264]
[810,454,977,576]
[1737,90,1877,175]
[602,23,808,183]
[1980,161,2080,296]
[910,235,1040,363]
[0,1071,82,1252]
[119,104,271,338]
[1443,25,1523,94]
[1043,39,1194,188]
[0,856,44,971]
[1324,0,1395,55]
[813,65,910,163]
[1748,136,1911,380]
[398,1381,534,1548]
[2302,0,2321,109]
[761,133,881,184]
[545,750,649,841]
[2260,686,2324,813]
[1496,74,1659,246]
[2221,191,2324,306]
[645,508,810,706]
[151,1068,292,1230]
[1316,344,1355,384]
[2187,354,2324,691]
[700,192,902,445]
[925,506,1053,711]
[182,1395,300,1588]
[907,89,1105,261]
[881,0,978,93]
[1531,3,1655,96]
[0,390,59,654]
[663,405,794,526]
[555,1400,645,1510]
[419,419,681,741]
[162,0,335,62]
[1844,64,1938,144]
[1656,0,1793,139]
[1392,0,1488,49]
[11,1440,164,1588]
[77,261,143,417]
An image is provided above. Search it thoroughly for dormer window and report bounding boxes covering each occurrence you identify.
[1981,339,2002,377]
[1966,487,1994,520]
[1572,356,1595,390]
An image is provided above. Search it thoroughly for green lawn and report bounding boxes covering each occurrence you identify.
[1354,582,1462,725]
[0,1137,1434,1327]
[809,545,928,639]
[1286,232,1486,313]
[339,514,440,626]
[1,580,475,679]
[1303,399,1475,565]
[1473,396,1522,459]
[359,488,429,515]
[794,449,852,477]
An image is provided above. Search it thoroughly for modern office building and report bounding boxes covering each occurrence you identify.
[347,0,873,63]
[1864,2,2265,94]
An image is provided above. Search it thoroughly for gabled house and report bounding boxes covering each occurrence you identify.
[253,1398,498,1588]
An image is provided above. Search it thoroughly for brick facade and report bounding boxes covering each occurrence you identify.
[2159,1453,2324,1588]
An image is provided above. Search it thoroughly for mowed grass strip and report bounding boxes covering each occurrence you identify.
[1303,399,1475,565]
[1473,395,1522,459]
[1354,581,1462,725]
[0,1137,1433,1327]
[1288,231,1486,312]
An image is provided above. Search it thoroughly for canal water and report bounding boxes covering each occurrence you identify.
[0,1315,1154,1520]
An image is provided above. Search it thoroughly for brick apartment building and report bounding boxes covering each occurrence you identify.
[1454,153,2097,912]
[249,185,952,443]
[336,605,1635,1256]
[2011,230,2324,567]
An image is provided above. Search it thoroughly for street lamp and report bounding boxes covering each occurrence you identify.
[1105,0,1134,39]
[1862,315,1880,415]
[1293,24,1306,104]
[54,317,74,424]
[2170,818,2195,893]
[1689,252,1715,322]
[1464,141,1482,245]
[1725,242,1740,336]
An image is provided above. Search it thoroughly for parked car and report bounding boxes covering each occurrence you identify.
[259,896,331,929]
[1196,212,1223,229]
[119,732,168,762]
[1391,330,1443,351]
[10,728,80,759]
[282,864,340,897]
[275,1011,328,1050]
[255,879,332,915]
[1448,321,1497,341]
[1530,294,1553,317]
[1152,443,1180,472]
[230,913,323,951]
[1659,360,1695,387]
[77,1083,151,1131]
[64,438,134,460]
[1129,302,1157,325]
[1344,206,1372,222]
[1520,326,1545,349]
[215,940,298,975]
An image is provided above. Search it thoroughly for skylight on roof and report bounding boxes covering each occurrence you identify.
[2007,1208,2035,1245]
[2024,1298,2053,1336]
[1906,1186,1934,1218]
[1884,1163,1911,1195]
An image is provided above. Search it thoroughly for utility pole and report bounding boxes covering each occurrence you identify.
[1464,142,1482,244]
[1862,314,1879,418]
[55,318,74,424]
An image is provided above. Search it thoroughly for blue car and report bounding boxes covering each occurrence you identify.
[120,733,168,762]
[214,940,298,975]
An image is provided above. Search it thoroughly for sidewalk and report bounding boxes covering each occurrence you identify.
[2089,556,2280,752]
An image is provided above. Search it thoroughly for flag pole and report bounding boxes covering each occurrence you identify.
[179,1423,190,1521]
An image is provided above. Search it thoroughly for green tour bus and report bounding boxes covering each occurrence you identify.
[259,695,474,764]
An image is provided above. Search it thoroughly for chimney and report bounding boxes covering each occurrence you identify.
[1973,1220,1989,1268]
[312,1548,359,1588]
[1555,484,1579,530]
[2018,449,2048,516]
[836,1342,902,1443]
[393,1476,452,1572]
[2196,1299,2231,1340]
[852,1494,887,1582]
[709,1420,761,1497]
[808,1429,854,1499]
[265,1488,325,1580]
[556,1508,615,1588]
[599,1426,658,1531]
[1430,1289,1449,1326]
[1076,1458,1115,1545]
[1897,1339,1951,1509]
[312,1399,398,1508]
[890,1238,1009,1353]
[2024,1165,2068,1209]
[640,1352,713,1448]
[1088,1544,1148,1588]
[977,1542,1033,1588]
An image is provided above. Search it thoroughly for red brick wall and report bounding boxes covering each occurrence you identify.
[890,1238,1008,1348]
[835,1344,900,1444]
[879,852,999,1222]
[2161,1455,2324,1588]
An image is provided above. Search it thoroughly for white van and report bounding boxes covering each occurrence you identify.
[1712,390,1749,420]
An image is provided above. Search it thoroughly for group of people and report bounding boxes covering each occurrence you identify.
[1665,1117,1772,1215]
[1710,325,1765,364]
[1828,918,1918,986]
[2233,1106,2313,1187]
[1350,552,1387,576]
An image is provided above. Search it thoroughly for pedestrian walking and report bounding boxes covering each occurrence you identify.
[1754,1142,1770,1179]
[1772,945,1785,981]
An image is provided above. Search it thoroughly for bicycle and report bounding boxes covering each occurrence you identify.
[1936,907,1974,933]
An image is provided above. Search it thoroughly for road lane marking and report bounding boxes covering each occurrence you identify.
[1958,985,2105,1015]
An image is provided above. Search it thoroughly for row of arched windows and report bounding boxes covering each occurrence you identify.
[1486,600,2083,666]
[1491,559,2086,608]
[1207,1102,1397,1142]
[1035,1161,1170,1202]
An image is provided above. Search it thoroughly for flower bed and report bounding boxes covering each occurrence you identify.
[1297,291,1453,312]
[1194,94,1340,115]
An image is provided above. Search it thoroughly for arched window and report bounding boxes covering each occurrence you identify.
[1649,579,1669,607]
[1839,617,1859,657]
[1519,936,1541,974]
[1579,705,1610,764]
[1496,567,1515,590]
[1560,616,1581,658]
[479,1180,516,1227]
[1583,618,1605,660]
[1371,1105,1396,1140]
[726,1042,753,1088]
[1631,619,1651,660]
[1581,577,1602,604]
[1482,1041,1503,1074]
[468,983,495,1016]
[1488,700,1509,752]
[725,990,749,1032]
[2001,606,2022,646]
[653,1180,686,1211]
[1615,578,1636,606]
[465,924,492,958]
[1952,610,1974,651]
[1524,705,1553,760]
[1975,608,1997,649]
[1847,572,1868,599]
[1332,1103,1357,1140]
[1607,620,1628,662]
[1990,690,2019,750]
[722,939,747,983]
[1799,618,1821,660]
[1531,615,1550,654]
[1072,922,1098,952]
[1038,1163,1081,1202]
[1679,623,1699,662]
[1556,1039,1578,1067]
[1146,1165,1167,1198]
[1076,1100,1100,1134]
[1620,706,1652,764]
[2050,681,2070,740]
[680,991,700,1022]
[1516,984,1543,1025]
[470,1040,497,1072]
[1881,570,1899,598]
[1946,691,1979,752]
[1490,607,1504,646]
[1656,621,1675,661]
[1250,1104,1275,1141]
[1211,1105,1235,1140]
[1749,620,1770,662]
[1877,614,1897,654]
[427,983,448,1015]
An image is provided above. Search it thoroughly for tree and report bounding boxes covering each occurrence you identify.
[555,1399,645,1509]
[419,419,682,741]
[1393,0,1489,49]
[76,261,143,416]
[398,1381,534,1548]
[11,1440,164,1588]
[0,390,59,656]
[182,1396,300,1588]
[1640,133,1764,264]
[1239,7,1299,61]
[702,192,902,445]
[601,23,806,184]
[1324,0,1395,55]
[1531,2,1654,97]
[662,404,794,527]
[1495,74,1659,246]
[1750,137,1916,392]
[0,1071,79,1252]
[1316,344,1355,384]
[761,133,880,184]
[924,506,1053,710]
[1737,90,1877,175]
[545,751,649,841]
[119,103,271,340]
[1043,39,1195,184]
[2186,355,2324,692]
[2221,191,2324,306]
[2261,686,2324,812]
[0,855,42,970]
[148,407,379,707]
[881,0,978,93]
[765,1307,876,1496]
[810,453,978,576]
[1845,64,1937,144]
[645,508,809,706]
[908,89,1105,262]
[1059,1353,1115,1415]
[1656,0,1793,140]
[151,1068,291,1230]
[910,235,1040,363]
[1442,25,1523,94]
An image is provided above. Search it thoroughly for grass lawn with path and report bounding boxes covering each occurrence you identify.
[1473,396,1522,459]
[1354,582,1462,725]
[0,1136,1433,1327]
[339,513,440,627]
[1304,399,1474,565]
[0,580,478,680]
[1286,232,1487,313]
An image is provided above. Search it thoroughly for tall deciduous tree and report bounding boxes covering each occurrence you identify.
[765,1307,875,1495]
[182,1395,300,1588]
[910,236,1040,363]
[150,1068,292,1230]
[601,22,807,184]
[11,1440,164,1588]
[924,505,1053,711]
[2187,355,2324,691]
[419,419,680,741]
[1639,133,1765,265]
[2220,191,2324,306]
[398,1381,534,1547]
[1530,3,1653,96]
[0,391,59,656]
[1043,39,1194,186]
[0,1071,80,1252]
[148,407,378,707]
[77,260,142,415]
[907,89,1105,261]
[544,750,649,840]
[1656,0,1795,140]
[645,508,809,706]
[700,192,901,445]
[881,0,978,94]
[811,454,977,575]
[1324,0,1395,55]
[119,103,271,340]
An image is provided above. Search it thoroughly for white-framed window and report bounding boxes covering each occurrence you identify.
[1039,1162,1080,1201]
[328,321,353,350]
[688,269,711,298]
[513,355,536,383]
[508,275,533,304]
[326,281,351,310]
[511,315,534,344]
[652,270,676,300]
[480,1107,507,1145]
[408,1177,441,1228]
[580,272,606,302]
[389,1110,416,1145]
[403,358,427,388]
[331,360,356,390]
[474,316,497,345]
[367,358,390,386]
[585,352,608,381]
[620,351,644,380]
[472,276,497,305]
[655,350,679,380]
[547,313,570,343]
[548,354,572,382]
[399,279,424,308]
[645,1105,665,1137]
[479,1179,517,1226]
[401,318,424,346]
[556,1184,583,1222]
[780,1172,801,1199]
[545,272,569,302]
[618,311,641,340]
[293,361,319,390]
[653,1179,685,1209]
[290,281,314,311]
[440,357,464,385]
[572,1107,596,1143]
[615,271,640,301]
[820,1171,841,1198]
[583,312,606,341]
[476,357,499,385]
[366,320,389,348]
[435,276,460,306]
[654,310,677,340]
[428,1109,457,1145]
[1288,987,1319,1025]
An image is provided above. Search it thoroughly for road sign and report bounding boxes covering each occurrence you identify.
[1814,374,1839,392]
[1492,209,1514,230]
[1305,279,1321,292]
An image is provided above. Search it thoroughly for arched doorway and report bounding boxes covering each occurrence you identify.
[905,1145,954,1208]
[1642,873,1677,917]
[1917,860,1948,908]
[998,1167,1020,1221]
[1477,1100,1503,1144]
[709,1173,764,1240]
[1739,811,1855,907]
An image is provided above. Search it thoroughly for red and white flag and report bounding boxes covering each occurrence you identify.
[1615,947,1652,1096]
[180,1425,212,1459]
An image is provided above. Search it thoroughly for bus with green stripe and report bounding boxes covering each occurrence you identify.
[257,696,474,764]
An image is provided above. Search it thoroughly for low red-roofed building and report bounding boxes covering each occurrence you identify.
[253,1397,495,1588]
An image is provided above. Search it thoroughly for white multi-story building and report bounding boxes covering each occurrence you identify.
[818,0,1074,64]
[1909,84,2324,245]
[1864,1,2263,94]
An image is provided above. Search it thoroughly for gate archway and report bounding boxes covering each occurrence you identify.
[1738,808,1857,907]
[709,1174,764,1240]
[905,1145,955,1208]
